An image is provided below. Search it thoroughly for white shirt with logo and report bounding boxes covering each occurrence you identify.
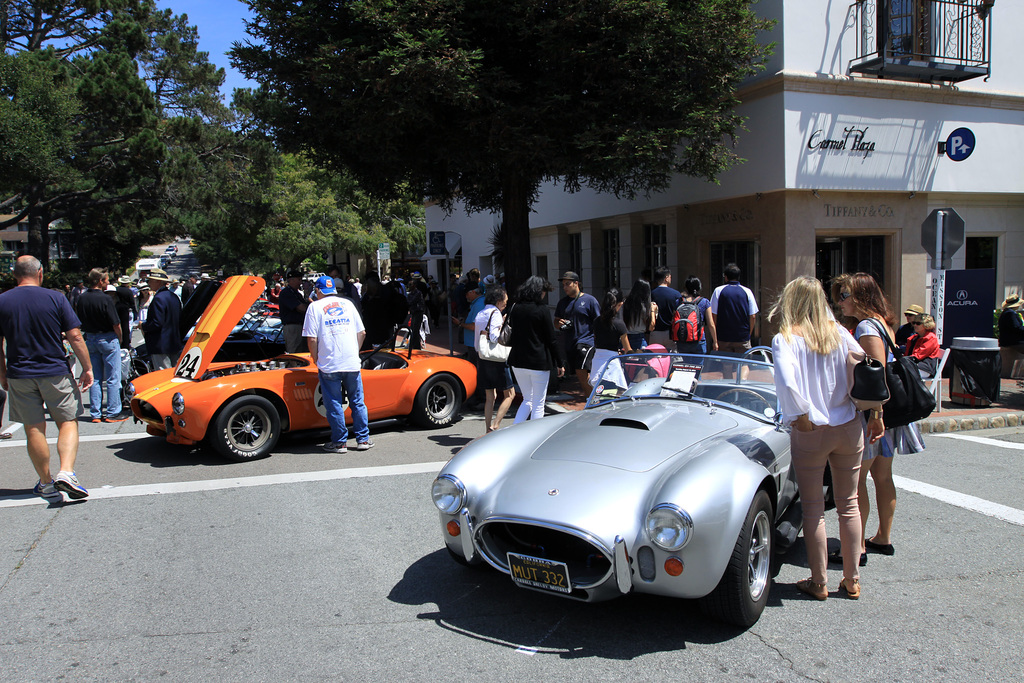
[302,295,365,372]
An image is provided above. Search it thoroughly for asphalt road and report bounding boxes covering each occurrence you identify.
[1,406,1022,681]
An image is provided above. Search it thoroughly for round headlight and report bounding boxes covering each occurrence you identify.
[646,503,693,551]
[431,474,465,515]
[171,392,185,415]
[125,382,136,402]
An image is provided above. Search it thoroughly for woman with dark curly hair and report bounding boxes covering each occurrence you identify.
[832,272,924,566]
[507,276,565,423]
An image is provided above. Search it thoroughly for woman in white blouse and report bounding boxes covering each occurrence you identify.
[770,276,884,601]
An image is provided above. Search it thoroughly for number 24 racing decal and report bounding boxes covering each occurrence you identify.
[175,347,203,379]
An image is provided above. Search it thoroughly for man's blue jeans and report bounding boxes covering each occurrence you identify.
[86,332,122,418]
[318,370,369,444]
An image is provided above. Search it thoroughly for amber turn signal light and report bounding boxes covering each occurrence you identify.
[664,557,683,576]
[446,520,461,537]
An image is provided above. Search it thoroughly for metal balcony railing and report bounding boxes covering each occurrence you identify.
[850,0,992,83]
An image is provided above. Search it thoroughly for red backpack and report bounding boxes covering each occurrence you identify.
[671,299,704,343]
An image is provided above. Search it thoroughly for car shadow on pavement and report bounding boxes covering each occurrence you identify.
[389,549,759,658]
[110,438,230,468]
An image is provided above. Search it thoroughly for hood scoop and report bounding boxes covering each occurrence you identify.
[600,416,651,431]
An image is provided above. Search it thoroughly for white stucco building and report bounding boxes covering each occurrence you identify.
[426,0,1021,342]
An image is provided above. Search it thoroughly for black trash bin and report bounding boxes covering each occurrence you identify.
[949,337,1001,407]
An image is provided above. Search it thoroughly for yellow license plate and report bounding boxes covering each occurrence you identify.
[507,552,571,594]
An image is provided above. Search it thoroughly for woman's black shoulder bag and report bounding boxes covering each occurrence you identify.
[865,319,936,428]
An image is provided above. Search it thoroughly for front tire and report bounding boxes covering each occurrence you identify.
[210,395,281,462]
[410,373,463,428]
[700,490,773,628]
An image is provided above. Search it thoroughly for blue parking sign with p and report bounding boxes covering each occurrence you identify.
[429,231,446,256]
[945,127,975,162]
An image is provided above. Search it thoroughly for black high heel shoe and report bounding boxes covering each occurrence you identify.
[828,550,867,567]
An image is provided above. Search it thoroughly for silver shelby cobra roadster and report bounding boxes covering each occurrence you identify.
[432,352,807,627]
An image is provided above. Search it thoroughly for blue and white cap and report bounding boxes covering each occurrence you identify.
[315,275,337,294]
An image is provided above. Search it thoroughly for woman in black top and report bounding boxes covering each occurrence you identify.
[589,288,631,387]
[508,276,565,424]
[622,279,657,349]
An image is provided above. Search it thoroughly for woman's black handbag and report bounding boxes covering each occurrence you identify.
[848,352,889,411]
[866,319,936,427]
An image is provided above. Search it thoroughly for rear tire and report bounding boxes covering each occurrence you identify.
[410,374,462,428]
[699,490,773,628]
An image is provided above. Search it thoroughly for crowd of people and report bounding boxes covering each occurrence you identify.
[0,244,971,594]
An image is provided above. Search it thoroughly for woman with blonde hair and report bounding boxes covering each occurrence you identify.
[770,276,882,600]
[833,272,923,563]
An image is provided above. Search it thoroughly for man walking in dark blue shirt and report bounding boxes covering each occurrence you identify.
[0,255,93,501]
[710,263,759,353]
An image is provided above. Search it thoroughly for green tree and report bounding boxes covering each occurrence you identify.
[232,152,425,274]
[0,1,264,273]
[232,0,773,289]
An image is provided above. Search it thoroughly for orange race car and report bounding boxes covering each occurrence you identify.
[128,275,477,461]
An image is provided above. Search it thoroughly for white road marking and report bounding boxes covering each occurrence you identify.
[0,421,23,437]
[893,475,1024,527]
[930,433,1024,451]
[0,461,450,508]
[0,432,152,448]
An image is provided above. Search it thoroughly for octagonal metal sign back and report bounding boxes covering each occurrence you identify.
[921,208,965,270]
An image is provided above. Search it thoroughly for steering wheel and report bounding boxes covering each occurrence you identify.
[715,387,774,414]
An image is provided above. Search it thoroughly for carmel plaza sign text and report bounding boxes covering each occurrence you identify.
[807,126,877,158]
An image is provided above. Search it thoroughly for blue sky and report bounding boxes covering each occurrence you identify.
[156,0,256,102]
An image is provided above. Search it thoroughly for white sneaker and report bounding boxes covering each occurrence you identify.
[53,471,88,500]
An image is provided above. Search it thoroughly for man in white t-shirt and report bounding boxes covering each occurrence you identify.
[302,275,373,454]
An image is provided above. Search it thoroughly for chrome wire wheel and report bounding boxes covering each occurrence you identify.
[747,509,772,601]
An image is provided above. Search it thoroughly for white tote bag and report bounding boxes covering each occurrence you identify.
[476,310,510,362]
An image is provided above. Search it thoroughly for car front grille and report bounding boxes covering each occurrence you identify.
[476,519,612,588]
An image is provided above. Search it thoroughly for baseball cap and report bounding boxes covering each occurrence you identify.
[286,269,303,279]
[903,304,925,316]
[315,275,337,294]
[558,271,579,282]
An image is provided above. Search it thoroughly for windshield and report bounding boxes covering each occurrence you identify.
[586,352,779,421]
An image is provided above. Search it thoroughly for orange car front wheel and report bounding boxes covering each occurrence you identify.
[209,395,282,462]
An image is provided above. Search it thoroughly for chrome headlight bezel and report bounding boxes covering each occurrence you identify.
[125,382,136,402]
[171,392,185,415]
[431,474,466,515]
[645,503,694,551]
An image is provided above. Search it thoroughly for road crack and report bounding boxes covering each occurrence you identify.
[0,511,60,595]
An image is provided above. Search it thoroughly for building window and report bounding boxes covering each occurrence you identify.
[568,233,582,276]
[965,236,997,270]
[815,236,886,295]
[603,229,620,290]
[644,223,667,272]
[536,254,548,282]
[887,0,930,58]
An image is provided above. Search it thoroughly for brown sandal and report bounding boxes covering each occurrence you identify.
[796,578,828,601]
[839,577,861,599]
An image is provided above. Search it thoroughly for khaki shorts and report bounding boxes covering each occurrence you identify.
[8,374,82,425]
